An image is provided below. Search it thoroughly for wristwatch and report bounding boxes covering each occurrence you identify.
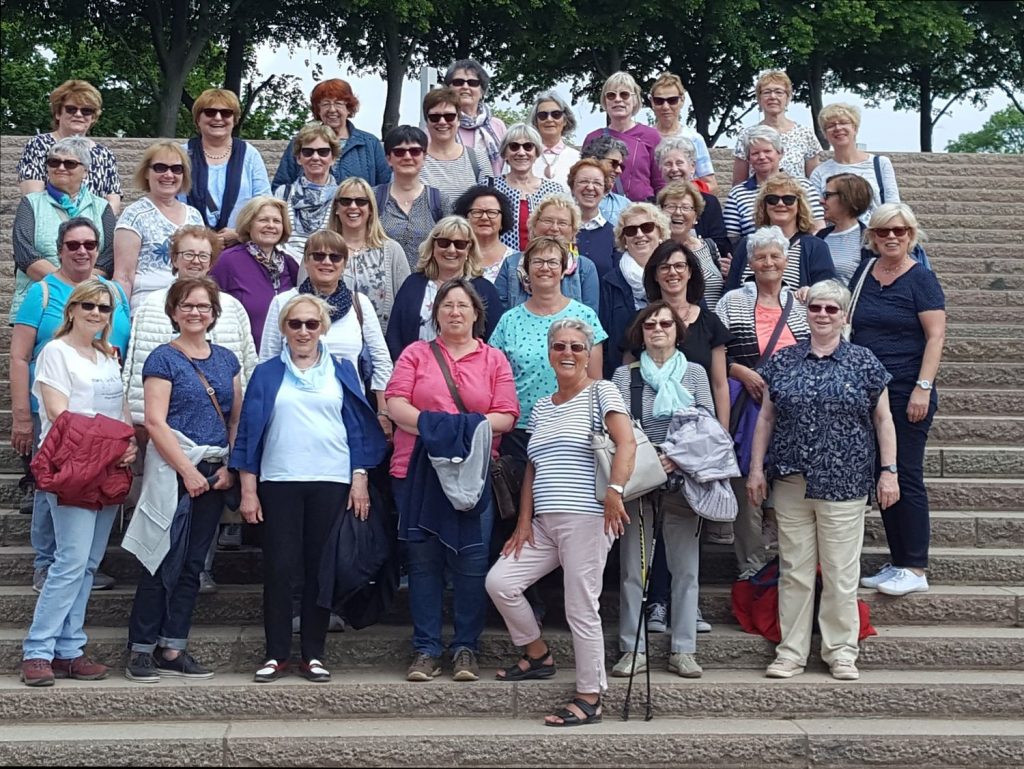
[916,379,933,390]
[880,465,898,474]
[608,483,625,496]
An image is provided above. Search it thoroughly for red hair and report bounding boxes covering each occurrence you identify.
[310,79,359,119]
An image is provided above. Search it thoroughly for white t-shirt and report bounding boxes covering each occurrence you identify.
[32,338,125,444]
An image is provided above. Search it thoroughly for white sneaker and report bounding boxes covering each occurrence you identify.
[876,568,929,597]
[830,659,860,680]
[860,563,897,589]
[695,608,712,634]
[765,657,805,679]
[611,651,647,677]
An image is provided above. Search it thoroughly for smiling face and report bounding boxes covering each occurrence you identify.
[748,141,782,177]
[297,137,336,182]
[58,225,100,280]
[822,179,848,223]
[335,185,370,232]
[572,166,606,212]
[765,190,798,229]
[548,327,591,382]
[654,248,691,298]
[436,286,478,340]
[535,99,566,145]
[47,153,87,194]
[466,194,502,241]
[870,216,913,260]
[757,81,790,117]
[526,244,566,291]
[317,98,349,132]
[450,67,483,115]
[172,286,216,335]
[197,103,235,143]
[171,234,214,279]
[426,102,459,144]
[251,204,284,249]
[660,149,695,182]
[148,149,185,197]
[651,84,684,127]
[305,245,345,291]
[603,86,635,122]
[282,301,324,359]
[532,204,574,242]
[70,290,113,336]
[750,246,788,284]
[621,212,659,261]
[604,150,625,181]
[824,116,857,149]
[661,194,697,239]
[432,231,471,279]
[642,307,679,353]
[503,137,538,172]
[56,100,98,136]
[807,296,845,341]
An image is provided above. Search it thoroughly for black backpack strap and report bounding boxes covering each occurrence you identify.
[629,363,644,421]
[427,186,443,221]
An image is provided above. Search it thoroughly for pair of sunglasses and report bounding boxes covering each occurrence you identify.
[300,147,333,158]
[286,319,322,331]
[622,221,657,238]
[74,301,112,314]
[310,252,345,264]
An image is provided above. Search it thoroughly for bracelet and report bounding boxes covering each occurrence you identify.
[352,468,368,476]
[377,410,391,418]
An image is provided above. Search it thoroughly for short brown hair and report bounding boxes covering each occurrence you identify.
[825,173,873,219]
[431,278,487,338]
[567,158,613,194]
[192,88,241,126]
[292,122,341,159]
[49,80,102,129]
[310,79,360,119]
[303,229,349,264]
[423,87,460,118]
[169,225,221,275]
[650,72,686,98]
[754,173,814,234]
[523,236,570,273]
[134,140,192,194]
[625,300,687,353]
[165,277,222,332]
[235,196,292,245]
[656,180,705,219]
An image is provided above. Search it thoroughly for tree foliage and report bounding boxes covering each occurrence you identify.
[946,106,1024,152]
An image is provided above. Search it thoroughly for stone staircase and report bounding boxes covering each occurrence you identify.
[0,135,1021,766]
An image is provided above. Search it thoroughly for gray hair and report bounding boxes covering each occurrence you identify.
[500,123,544,156]
[56,216,100,252]
[443,59,490,96]
[743,125,784,157]
[528,90,577,137]
[49,136,92,169]
[747,225,790,257]
[547,318,595,349]
[581,134,629,160]
[864,202,926,253]
[654,136,697,167]
[806,279,852,314]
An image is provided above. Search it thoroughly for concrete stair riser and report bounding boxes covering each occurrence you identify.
[926,446,1024,477]
[930,390,1024,416]
[931,416,1024,445]
[865,510,1024,549]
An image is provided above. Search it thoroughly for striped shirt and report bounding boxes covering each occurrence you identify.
[420,145,490,201]
[693,239,725,307]
[723,176,824,239]
[714,283,810,370]
[823,224,864,284]
[611,361,714,443]
[527,380,627,516]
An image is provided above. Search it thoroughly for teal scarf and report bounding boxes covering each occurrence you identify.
[640,350,694,417]
[282,340,333,392]
[46,182,83,217]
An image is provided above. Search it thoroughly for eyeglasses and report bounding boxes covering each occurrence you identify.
[74,301,113,314]
[468,208,501,220]
[318,100,348,111]
[765,194,798,206]
[310,252,345,264]
[760,88,788,98]
[643,319,675,330]
[871,226,910,237]
[448,78,481,88]
[825,120,854,131]
[550,341,588,353]
[807,303,841,316]
[506,142,536,153]
[178,302,213,314]
[300,147,333,158]
[427,112,459,124]
[389,146,425,158]
[174,250,212,263]
[622,221,657,238]
[575,178,604,189]
[537,217,571,230]
[530,258,562,270]
[605,90,633,102]
[201,108,234,120]
[151,162,184,175]
[536,110,565,121]
[62,105,96,117]
[337,196,370,208]
[46,158,82,170]
[656,262,688,274]
[434,237,470,251]
[63,239,98,252]
[286,318,322,331]
[662,203,695,213]
[650,95,682,107]
[822,190,841,199]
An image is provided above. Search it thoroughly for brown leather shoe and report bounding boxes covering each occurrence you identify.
[21,658,55,687]
[51,655,109,680]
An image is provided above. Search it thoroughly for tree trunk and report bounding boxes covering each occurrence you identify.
[807,53,827,149]
[918,68,933,152]
[157,66,188,137]
[224,20,246,98]
[380,16,407,136]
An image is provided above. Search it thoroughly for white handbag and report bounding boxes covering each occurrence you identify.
[589,384,667,503]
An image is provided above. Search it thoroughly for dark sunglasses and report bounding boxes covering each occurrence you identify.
[507,142,536,153]
[427,112,458,124]
[605,158,624,170]
[643,319,675,330]
[807,303,842,316]
[605,90,633,102]
[286,318,322,331]
[150,162,184,175]
[300,147,333,158]
[434,237,470,250]
[75,301,112,314]
[337,197,370,208]
[550,341,588,353]
[536,110,565,121]
[201,108,234,120]
[622,221,657,238]
[871,226,910,237]
[46,158,82,170]
[448,78,481,88]
[650,95,682,107]
[764,194,798,206]
[63,105,96,117]
[63,239,98,252]
[389,146,425,158]
[310,252,345,264]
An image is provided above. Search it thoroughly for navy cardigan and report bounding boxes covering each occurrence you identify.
[384,273,503,360]
[724,232,836,293]
[598,262,637,379]
[230,355,388,475]
[272,122,392,188]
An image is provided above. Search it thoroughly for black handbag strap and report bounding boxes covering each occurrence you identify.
[429,340,468,414]
[756,292,794,368]
[629,364,644,421]
[170,341,226,427]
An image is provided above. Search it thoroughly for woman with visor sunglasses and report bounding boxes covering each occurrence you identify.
[420,88,492,201]
[273,123,341,263]
[528,90,580,189]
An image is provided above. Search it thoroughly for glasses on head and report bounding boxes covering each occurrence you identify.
[536,109,565,121]
[656,261,688,274]
[73,301,112,314]
[427,112,459,124]
[434,237,470,251]
[318,100,348,111]
[550,341,588,353]
[62,105,96,117]
[448,78,481,88]
[605,90,633,102]
[871,226,910,237]
[300,147,333,158]
[822,190,841,199]
[807,303,841,316]
[530,258,562,270]
[760,88,788,98]
[622,221,657,238]
[662,203,695,214]
[537,217,571,230]
[310,252,345,264]
[201,108,234,120]
[151,162,184,175]
[642,318,675,330]
[46,158,82,170]
[63,239,98,252]
[506,141,536,153]
[765,194,798,206]
[174,250,212,263]
[468,208,501,221]
[178,302,213,314]
[286,318,322,331]
[389,146,425,158]
[337,196,370,208]
[650,95,681,107]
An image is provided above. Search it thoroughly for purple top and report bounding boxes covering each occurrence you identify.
[208,244,298,351]
[584,123,664,202]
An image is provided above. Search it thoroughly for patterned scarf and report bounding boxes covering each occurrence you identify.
[299,276,352,322]
[459,104,501,168]
[46,182,82,217]
[245,242,286,291]
[288,175,338,235]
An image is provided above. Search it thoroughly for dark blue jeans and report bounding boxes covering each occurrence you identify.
[398,478,494,658]
[879,384,937,569]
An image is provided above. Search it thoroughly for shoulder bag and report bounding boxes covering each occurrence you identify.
[590,380,667,503]
[844,258,875,342]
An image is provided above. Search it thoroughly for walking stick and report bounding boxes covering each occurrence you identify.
[622,495,659,721]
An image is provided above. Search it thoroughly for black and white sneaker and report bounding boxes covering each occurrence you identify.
[125,651,160,683]
[155,651,214,679]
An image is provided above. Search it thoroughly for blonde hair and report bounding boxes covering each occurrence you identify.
[527,194,582,238]
[602,72,643,117]
[818,102,862,132]
[754,173,815,234]
[756,70,792,97]
[328,178,388,249]
[614,202,671,251]
[134,141,192,194]
[49,80,102,130]
[650,72,686,98]
[54,279,117,358]
[864,203,926,253]
[292,122,341,159]
[235,196,292,245]
[415,216,483,279]
[279,294,332,335]
[656,180,705,219]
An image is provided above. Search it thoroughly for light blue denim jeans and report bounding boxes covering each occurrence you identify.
[30,413,55,571]
[23,495,117,661]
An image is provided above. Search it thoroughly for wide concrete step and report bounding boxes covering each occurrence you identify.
[929,256,1024,275]
[943,338,1024,363]
[946,323,1024,338]
[861,546,1024,585]
[934,390,1024,416]
[3,716,1023,769]
[946,304,1024,323]
[941,274,1024,290]
[931,415,1024,445]
[938,363,1024,388]
[925,477,1024,513]
[866,509,1024,550]
[926,445,1024,477]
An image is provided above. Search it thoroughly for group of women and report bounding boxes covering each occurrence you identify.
[11,68,945,727]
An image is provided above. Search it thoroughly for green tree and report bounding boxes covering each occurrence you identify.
[946,106,1024,152]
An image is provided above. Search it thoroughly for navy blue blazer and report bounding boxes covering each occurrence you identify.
[724,232,836,293]
[598,262,637,379]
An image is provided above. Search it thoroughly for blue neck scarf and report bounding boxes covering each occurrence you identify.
[640,350,694,417]
[46,182,82,217]
[282,340,333,392]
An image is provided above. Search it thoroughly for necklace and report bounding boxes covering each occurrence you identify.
[880,258,909,274]
[204,146,231,161]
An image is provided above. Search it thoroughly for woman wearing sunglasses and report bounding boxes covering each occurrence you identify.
[385,216,503,358]
[748,279,898,681]
[649,72,717,194]
[184,89,271,250]
[17,79,123,214]
[113,142,204,314]
[208,196,298,351]
[421,88,492,201]
[11,137,117,323]
[273,123,341,262]
[444,59,508,176]
[847,204,946,598]
[232,295,388,684]
[725,173,836,300]
[493,124,566,253]
[528,91,580,189]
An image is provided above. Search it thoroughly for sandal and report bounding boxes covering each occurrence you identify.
[545,696,602,727]
[495,649,556,681]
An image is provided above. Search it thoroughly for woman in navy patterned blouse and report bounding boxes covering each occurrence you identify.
[748,279,899,682]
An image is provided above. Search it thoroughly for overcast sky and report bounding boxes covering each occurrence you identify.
[259,46,1016,152]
